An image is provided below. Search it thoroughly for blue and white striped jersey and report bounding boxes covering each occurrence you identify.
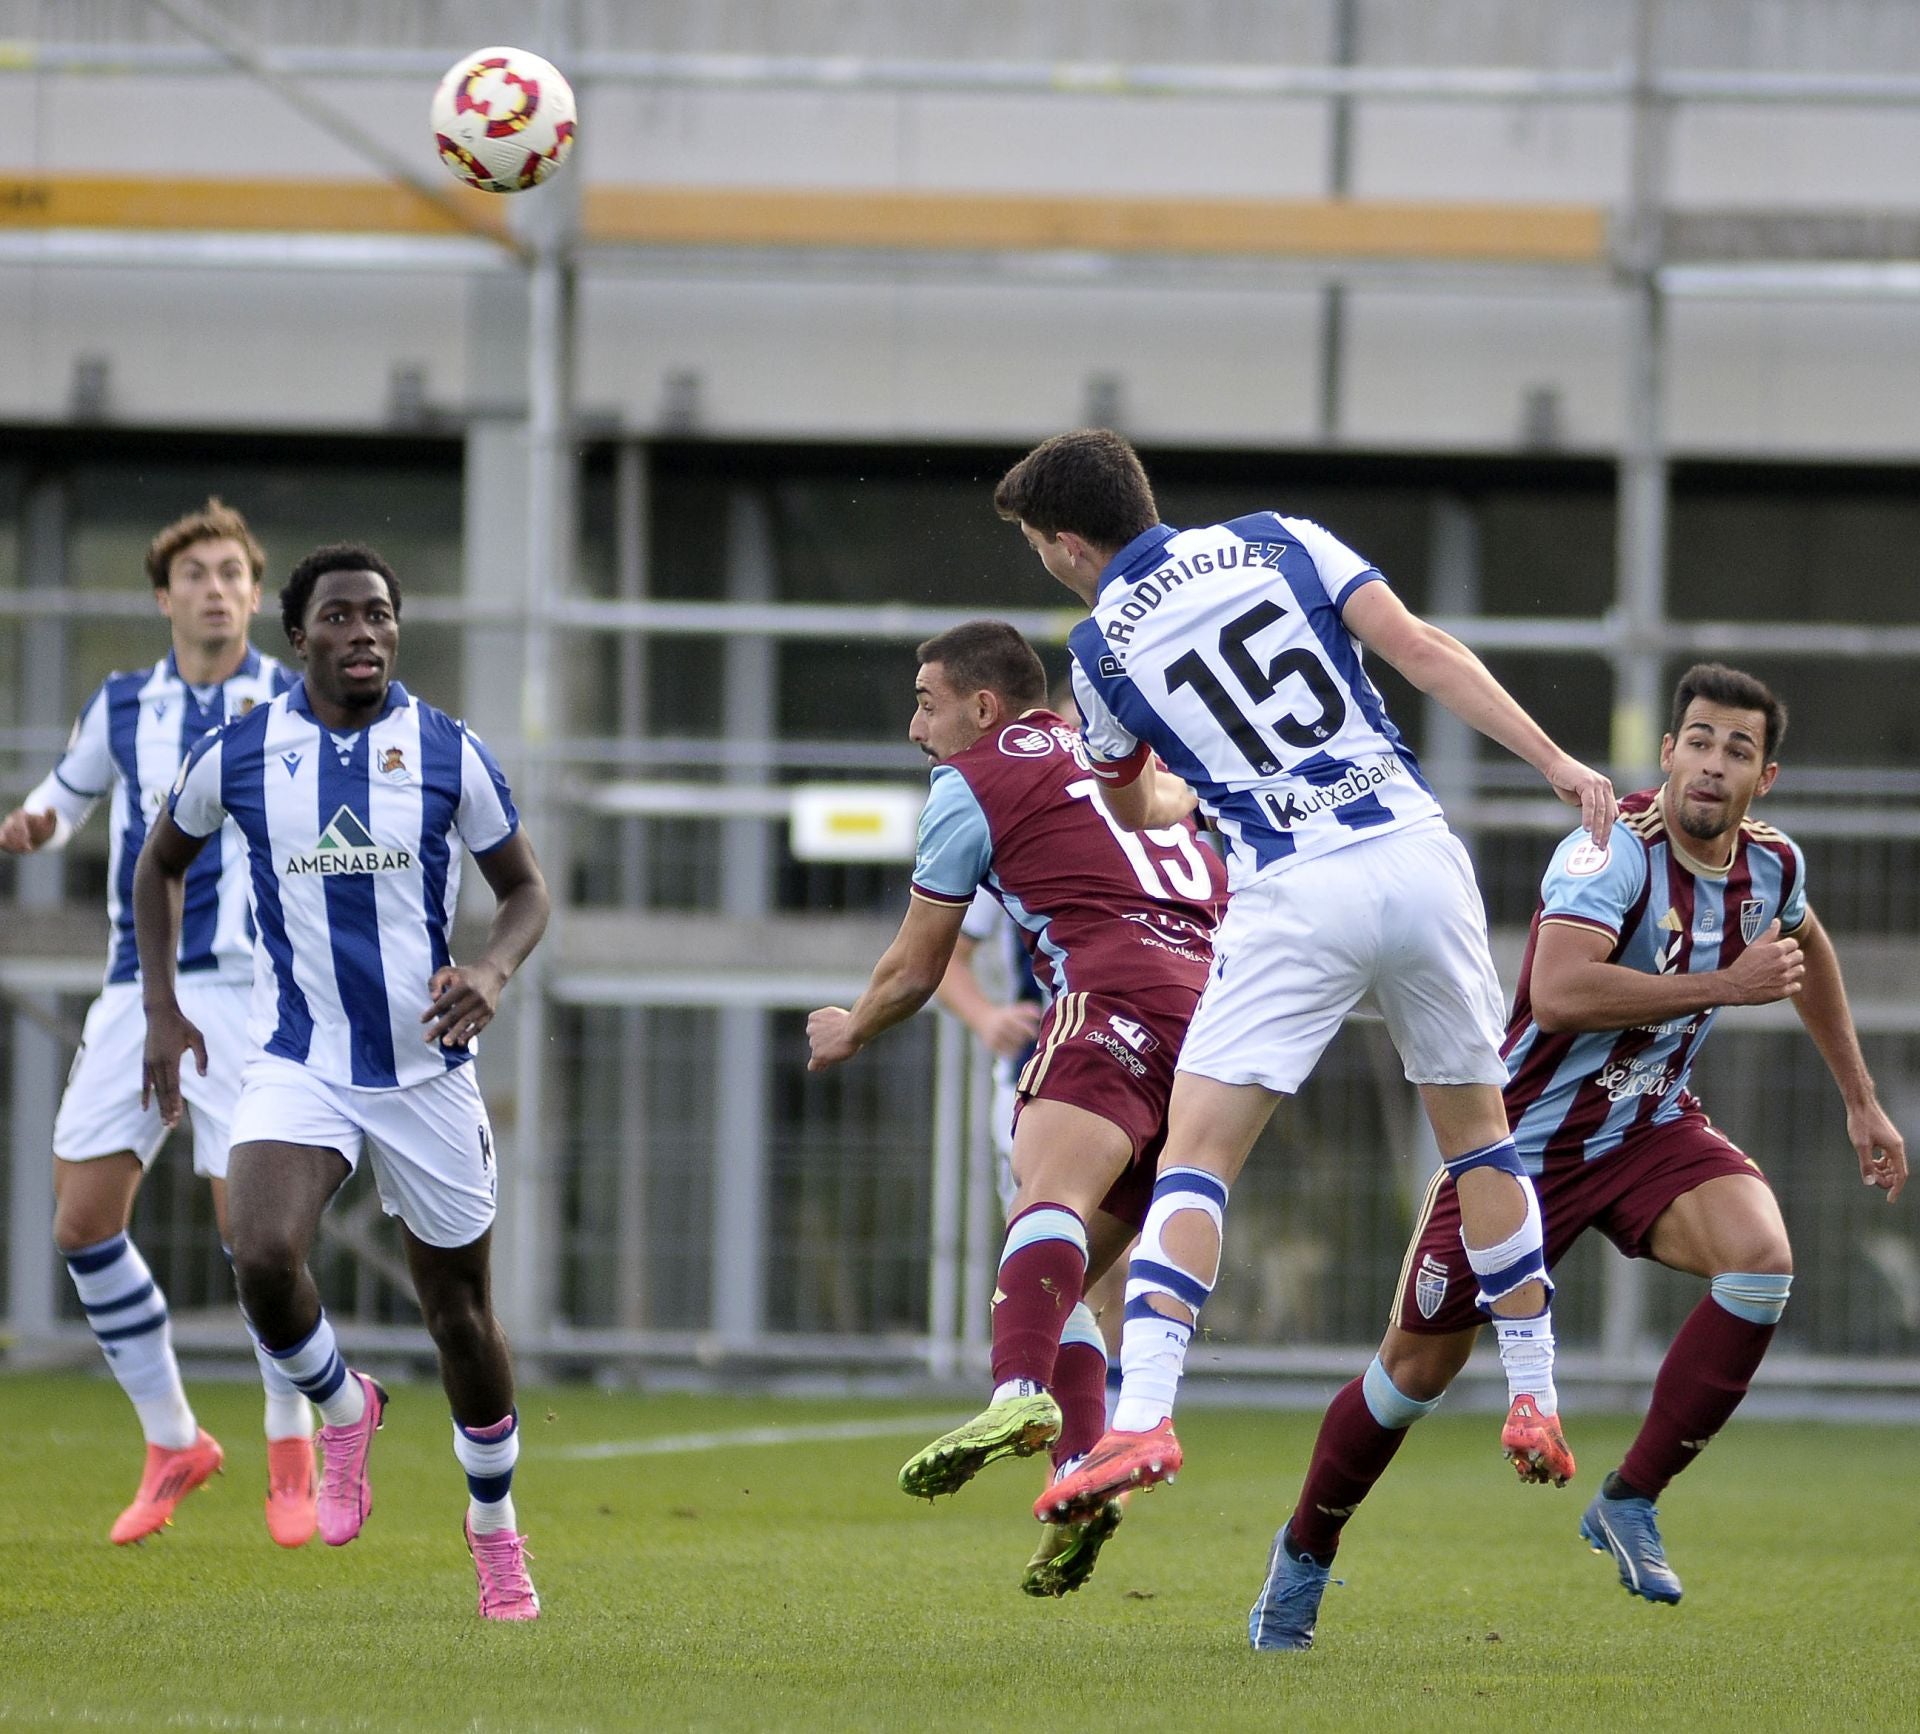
[24,647,292,985]
[168,679,519,1091]
[1068,515,1444,892]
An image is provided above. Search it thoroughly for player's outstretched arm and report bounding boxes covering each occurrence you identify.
[133,812,211,1127]
[808,896,969,1071]
[1341,582,1615,846]
[1788,910,1907,1203]
[0,807,60,854]
[422,831,550,1050]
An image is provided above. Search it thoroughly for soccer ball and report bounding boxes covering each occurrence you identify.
[431,46,577,193]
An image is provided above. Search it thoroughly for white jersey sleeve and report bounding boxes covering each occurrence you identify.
[960,886,1003,943]
[20,682,115,848]
[168,728,229,839]
[455,729,519,855]
[1276,515,1382,611]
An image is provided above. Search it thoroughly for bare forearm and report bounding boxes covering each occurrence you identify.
[845,948,944,1048]
[935,961,1000,1038]
[1793,923,1877,1108]
[132,856,185,1010]
[1391,627,1560,776]
[476,880,551,984]
[1532,957,1732,1034]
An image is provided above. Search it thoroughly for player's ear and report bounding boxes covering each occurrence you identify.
[1658,734,1675,773]
[1755,760,1780,798]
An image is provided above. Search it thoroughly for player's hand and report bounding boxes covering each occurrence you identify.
[977,1001,1042,1058]
[422,961,508,1049]
[1542,755,1616,848]
[1719,920,1805,1005]
[1847,1100,1907,1205]
[807,1006,862,1072]
[0,807,57,855]
[141,1002,208,1129]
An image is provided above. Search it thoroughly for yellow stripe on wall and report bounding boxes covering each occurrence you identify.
[0,173,1606,265]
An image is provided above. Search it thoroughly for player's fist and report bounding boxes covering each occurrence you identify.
[806,1006,861,1072]
[1542,755,1616,848]
[0,806,58,854]
[1721,920,1805,1004]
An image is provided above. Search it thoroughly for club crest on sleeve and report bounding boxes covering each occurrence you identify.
[1565,837,1610,876]
[997,724,1055,759]
[236,697,257,716]
[1415,1254,1449,1320]
[1739,898,1767,943]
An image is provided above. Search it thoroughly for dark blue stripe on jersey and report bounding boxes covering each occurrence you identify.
[221,711,314,1065]
[464,728,521,851]
[417,709,467,1072]
[177,689,225,973]
[1231,515,1437,802]
[1068,617,1297,873]
[104,674,148,984]
[317,729,397,1088]
[271,661,297,697]
[64,1233,129,1275]
[1292,750,1396,832]
[81,1278,157,1315]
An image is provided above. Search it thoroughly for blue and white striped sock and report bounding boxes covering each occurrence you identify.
[454,1411,520,1535]
[262,1312,366,1429]
[64,1233,197,1449]
[222,1246,312,1441]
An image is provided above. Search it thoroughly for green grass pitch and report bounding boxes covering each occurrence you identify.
[2,1372,1916,1731]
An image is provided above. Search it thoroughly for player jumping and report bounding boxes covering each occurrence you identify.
[1249,662,1906,1647]
[134,543,552,1620]
[807,620,1226,1596]
[0,500,312,1546]
[996,431,1616,1536]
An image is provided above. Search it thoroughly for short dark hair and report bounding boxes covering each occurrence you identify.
[993,429,1159,551]
[1670,662,1788,760]
[145,497,266,590]
[280,543,403,644]
[916,619,1048,713]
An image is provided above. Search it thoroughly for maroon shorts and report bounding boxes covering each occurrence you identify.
[1392,1109,1769,1335]
[1012,983,1199,1232]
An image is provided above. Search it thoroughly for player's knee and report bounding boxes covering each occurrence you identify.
[419,1289,494,1357]
[1378,1334,1467,1406]
[227,1231,301,1312]
[52,1202,123,1255]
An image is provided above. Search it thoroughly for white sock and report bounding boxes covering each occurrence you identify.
[1493,1308,1559,1414]
[454,1413,521,1535]
[991,1378,1044,1404]
[1111,1307,1194,1434]
[225,1245,313,1440]
[264,1312,366,1428]
[64,1233,197,1449]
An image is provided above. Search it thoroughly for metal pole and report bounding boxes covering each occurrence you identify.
[927,1011,967,1378]
[6,474,69,1352]
[961,1033,998,1377]
[1600,0,1672,1369]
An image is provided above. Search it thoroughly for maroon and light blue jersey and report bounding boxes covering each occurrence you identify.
[1501,787,1807,1166]
[910,710,1227,1003]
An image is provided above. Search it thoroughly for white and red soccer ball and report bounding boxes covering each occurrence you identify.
[431,46,577,193]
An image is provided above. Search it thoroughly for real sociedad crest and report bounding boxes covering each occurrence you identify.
[1739,898,1767,944]
[1415,1254,1449,1321]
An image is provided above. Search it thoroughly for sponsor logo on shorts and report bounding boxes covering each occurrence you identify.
[1566,837,1611,876]
[1084,1028,1149,1076]
[1107,1015,1158,1054]
[997,724,1055,759]
[285,805,415,877]
[1739,897,1767,943]
[1415,1254,1449,1320]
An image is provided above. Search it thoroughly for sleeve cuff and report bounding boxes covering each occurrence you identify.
[1087,740,1151,787]
[909,884,975,908]
[1539,913,1620,942]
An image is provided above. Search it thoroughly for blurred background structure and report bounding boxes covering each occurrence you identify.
[2,1,1917,1403]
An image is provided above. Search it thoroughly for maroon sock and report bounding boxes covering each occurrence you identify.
[989,1207,1086,1390]
[1619,1292,1775,1498]
[1287,1377,1412,1562]
[1049,1340,1109,1465]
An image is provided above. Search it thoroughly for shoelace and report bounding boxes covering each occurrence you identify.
[471,1532,537,1609]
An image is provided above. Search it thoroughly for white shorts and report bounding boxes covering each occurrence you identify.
[53,977,251,1176]
[1177,819,1508,1095]
[227,1054,498,1249]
